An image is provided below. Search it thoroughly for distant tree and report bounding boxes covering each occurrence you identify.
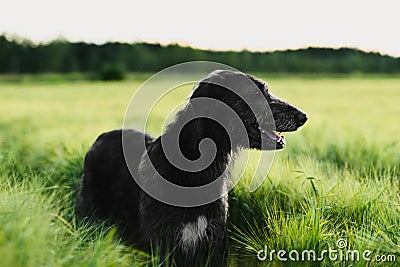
[0,34,399,74]
[98,62,125,81]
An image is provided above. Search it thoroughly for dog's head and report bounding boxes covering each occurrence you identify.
[190,70,307,150]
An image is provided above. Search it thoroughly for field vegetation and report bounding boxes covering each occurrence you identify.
[0,75,399,266]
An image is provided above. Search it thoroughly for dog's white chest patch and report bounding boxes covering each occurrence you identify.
[180,215,208,254]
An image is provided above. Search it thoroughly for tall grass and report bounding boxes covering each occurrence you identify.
[0,76,399,266]
[0,148,149,267]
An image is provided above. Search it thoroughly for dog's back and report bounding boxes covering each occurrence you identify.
[76,129,154,242]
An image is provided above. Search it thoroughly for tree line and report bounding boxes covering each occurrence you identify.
[1,35,399,74]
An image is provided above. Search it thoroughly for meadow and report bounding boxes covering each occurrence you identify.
[0,74,399,266]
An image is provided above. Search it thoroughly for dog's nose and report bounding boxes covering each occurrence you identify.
[296,112,308,125]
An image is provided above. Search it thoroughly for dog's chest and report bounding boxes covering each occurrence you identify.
[180,215,208,254]
[179,198,228,256]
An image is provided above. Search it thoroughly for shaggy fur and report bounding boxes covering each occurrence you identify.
[76,70,307,266]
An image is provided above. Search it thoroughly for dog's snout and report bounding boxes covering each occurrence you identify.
[296,111,308,126]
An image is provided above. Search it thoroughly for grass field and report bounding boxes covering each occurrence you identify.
[0,75,399,266]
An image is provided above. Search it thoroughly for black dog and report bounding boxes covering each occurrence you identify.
[76,70,307,266]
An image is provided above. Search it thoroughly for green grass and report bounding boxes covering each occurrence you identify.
[0,75,399,266]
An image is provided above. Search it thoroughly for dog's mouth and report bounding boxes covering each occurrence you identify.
[258,126,286,149]
[248,122,286,150]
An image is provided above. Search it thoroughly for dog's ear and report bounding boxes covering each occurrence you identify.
[190,70,235,103]
[189,70,258,117]
[189,81,226,114]
[190,80,227,100]
[190,81,209,99]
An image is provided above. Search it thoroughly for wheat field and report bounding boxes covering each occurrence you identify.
[0,75,398,266]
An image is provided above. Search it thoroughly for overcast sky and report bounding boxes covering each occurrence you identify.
[1,0,399,56]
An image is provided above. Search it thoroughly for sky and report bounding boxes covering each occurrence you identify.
[1,0,399,57]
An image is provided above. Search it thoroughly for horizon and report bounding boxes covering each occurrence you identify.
[1,0,399,57]
[2,33,398,59]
